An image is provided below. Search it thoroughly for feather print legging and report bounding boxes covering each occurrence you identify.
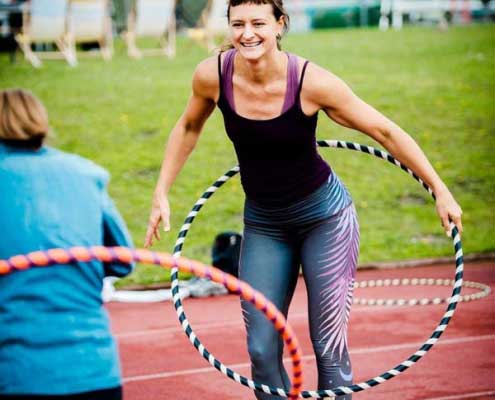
[240,173,359,400]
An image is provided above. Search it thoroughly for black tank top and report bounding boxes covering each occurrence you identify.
[217,50,331,207]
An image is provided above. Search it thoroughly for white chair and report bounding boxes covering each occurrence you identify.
[15,0,75,67]
[283,0,311,33]
[379,0,450,30]
[187,0,228,52]
[124,0,176,59]
[68,0,113,62]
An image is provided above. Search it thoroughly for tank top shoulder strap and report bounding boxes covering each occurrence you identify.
[217,49,236,109]
[217,52,222,87]
[281,52,299,113]
[296,60,311,99]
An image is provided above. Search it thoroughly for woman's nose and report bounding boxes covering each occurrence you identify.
[242,25,255,39]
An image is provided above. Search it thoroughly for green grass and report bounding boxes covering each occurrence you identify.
[1,25,494,287]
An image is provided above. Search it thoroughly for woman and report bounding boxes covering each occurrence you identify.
[145,1,463,398]
[0,89,133,400]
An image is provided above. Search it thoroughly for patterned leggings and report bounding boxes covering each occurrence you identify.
[240,191,359,400]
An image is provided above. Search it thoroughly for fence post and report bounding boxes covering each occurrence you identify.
[359,0,369,27]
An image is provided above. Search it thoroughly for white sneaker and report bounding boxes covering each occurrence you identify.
[101,277,190,303]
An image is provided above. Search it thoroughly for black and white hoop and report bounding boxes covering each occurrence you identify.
[170,140,465,398]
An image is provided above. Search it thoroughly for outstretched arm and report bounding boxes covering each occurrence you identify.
[145,57,219,247]
[303,63,462,236]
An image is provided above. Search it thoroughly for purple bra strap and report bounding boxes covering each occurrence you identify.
[222,49,236,110]
[281,52,299,113]
[222,50,300,113]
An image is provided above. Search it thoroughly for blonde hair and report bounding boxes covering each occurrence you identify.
[0,89,49,145]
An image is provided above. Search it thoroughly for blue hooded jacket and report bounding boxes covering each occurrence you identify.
[0,142,133,395]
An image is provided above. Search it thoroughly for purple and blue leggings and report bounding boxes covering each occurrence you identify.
[240,173,359,400]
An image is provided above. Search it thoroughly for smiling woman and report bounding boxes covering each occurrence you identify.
[144,1,463,399]
[224,0,289,52]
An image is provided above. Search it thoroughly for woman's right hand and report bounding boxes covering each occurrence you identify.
[144,190,170,248]
[143,57,218,248]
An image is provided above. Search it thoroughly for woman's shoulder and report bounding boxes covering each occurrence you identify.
[194,55,221,84]
[289,54,331,84]
[289,55,350,111]
[192,55,221,100]
[293,56,344,97]
[290,53,308,69]
[290,55,335,83]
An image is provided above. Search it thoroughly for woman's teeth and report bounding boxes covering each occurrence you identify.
[242,42,261,47]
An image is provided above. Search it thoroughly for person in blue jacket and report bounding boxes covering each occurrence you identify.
[0,89,133,400]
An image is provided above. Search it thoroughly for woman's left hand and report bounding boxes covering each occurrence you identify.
[435,188,463,237]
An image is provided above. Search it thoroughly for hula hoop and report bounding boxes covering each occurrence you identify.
[0,246,303,400]
[171,140,464,398]
[353,278,490,307]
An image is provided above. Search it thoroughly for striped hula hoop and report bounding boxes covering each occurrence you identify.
[353,278,490,307]
[171,140,464,398]
[0,246,303,400]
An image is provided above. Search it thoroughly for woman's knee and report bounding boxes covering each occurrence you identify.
[248,339,280,367]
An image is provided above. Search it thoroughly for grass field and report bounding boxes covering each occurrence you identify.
[1,25,493,287]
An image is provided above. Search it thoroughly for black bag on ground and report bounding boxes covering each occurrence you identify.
[211,231,242,278]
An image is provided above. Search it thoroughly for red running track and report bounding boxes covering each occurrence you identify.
[108,260,495,400]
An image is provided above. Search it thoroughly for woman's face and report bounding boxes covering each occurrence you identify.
[228,3,284,61]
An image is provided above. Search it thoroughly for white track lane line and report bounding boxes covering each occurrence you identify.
[116,312,303,338]
[116,306,403,339]
[422,390,495,400]
[123,334,494,383]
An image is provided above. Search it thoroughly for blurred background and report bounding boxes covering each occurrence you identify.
[0,0,493,288]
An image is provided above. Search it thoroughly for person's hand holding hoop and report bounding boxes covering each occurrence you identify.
[434,186,463,237]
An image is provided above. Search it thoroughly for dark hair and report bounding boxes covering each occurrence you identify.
[223,0,290,51]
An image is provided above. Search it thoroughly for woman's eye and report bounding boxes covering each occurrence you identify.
[254,22,265,27]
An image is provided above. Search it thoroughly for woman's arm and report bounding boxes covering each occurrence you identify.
[303,63,463,236]
[145,57,219,247]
